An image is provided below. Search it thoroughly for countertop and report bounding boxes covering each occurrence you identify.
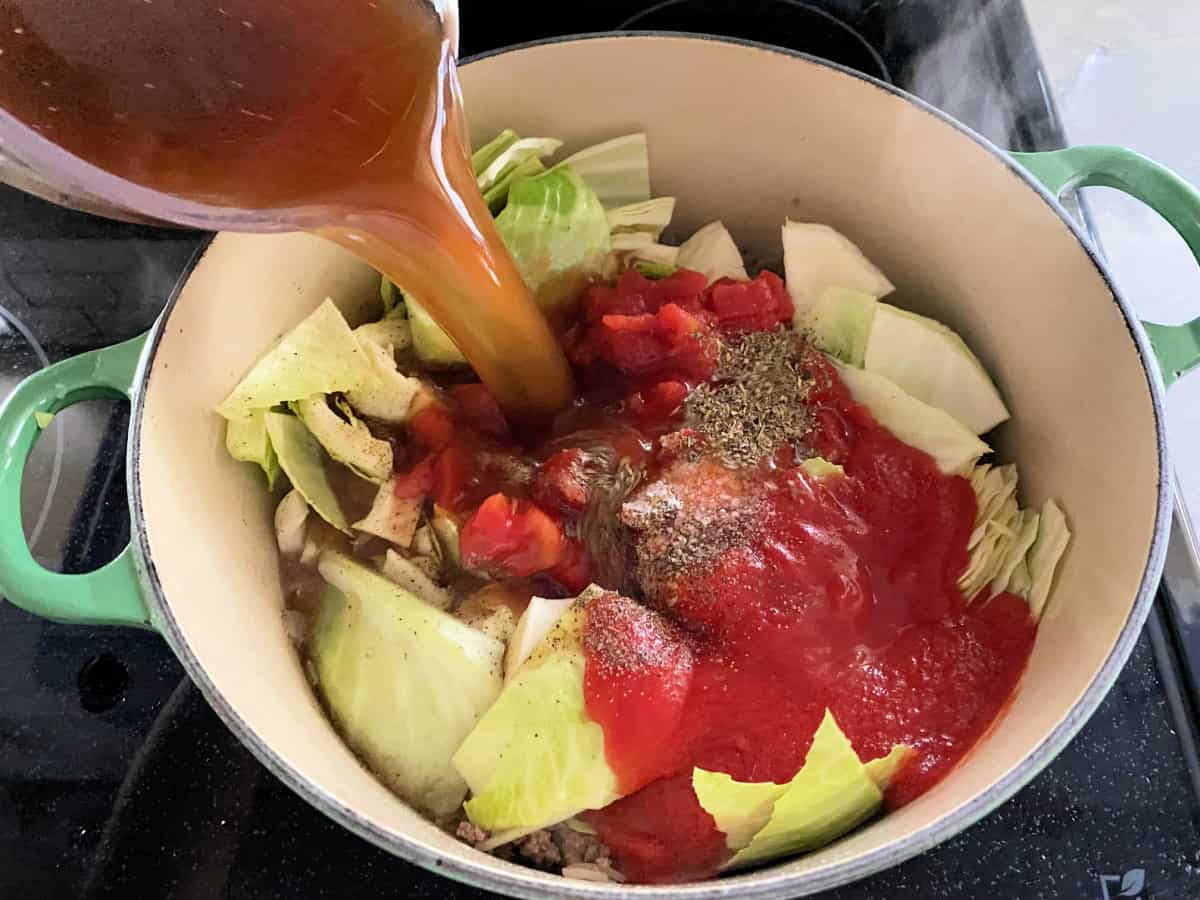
[1024,0,1200,521]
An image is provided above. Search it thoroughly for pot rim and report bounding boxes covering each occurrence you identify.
[127,31,1172,900]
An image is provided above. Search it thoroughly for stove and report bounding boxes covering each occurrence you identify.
[3,2,1199,898]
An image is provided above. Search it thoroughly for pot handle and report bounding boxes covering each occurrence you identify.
[0,333,152,627]
[1012,146,1200,388]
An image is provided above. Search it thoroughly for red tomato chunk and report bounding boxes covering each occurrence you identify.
[459,493,565,577]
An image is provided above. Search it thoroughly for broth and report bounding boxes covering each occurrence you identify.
[0,0,572,418]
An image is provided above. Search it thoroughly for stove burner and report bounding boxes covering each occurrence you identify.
[617,0,891,83]
[78,653,129,713]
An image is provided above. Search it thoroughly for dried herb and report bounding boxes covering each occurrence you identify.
[684,329,815,468]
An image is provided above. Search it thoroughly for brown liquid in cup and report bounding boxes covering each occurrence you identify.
[0,0,573,419]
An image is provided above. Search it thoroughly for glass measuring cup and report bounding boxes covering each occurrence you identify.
[0,0,572,418]
[0,0,459,228]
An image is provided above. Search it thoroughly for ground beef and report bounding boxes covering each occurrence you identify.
[515,829,562,867]
[454,819,621,880]
[454,820,488,847]
[552,823,606,866]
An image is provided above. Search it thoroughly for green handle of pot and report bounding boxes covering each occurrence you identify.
[1013,146,1200,389]
[0,334,151,627]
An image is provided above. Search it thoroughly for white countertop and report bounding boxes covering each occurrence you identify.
[1024,0,1200,521]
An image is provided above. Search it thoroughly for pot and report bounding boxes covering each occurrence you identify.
[2,34,1199,899]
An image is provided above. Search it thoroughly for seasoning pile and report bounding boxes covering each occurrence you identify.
[683,329,817,469]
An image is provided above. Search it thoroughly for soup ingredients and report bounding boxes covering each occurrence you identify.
[864,304,1009,434]
[683,329,814,468]
[781,220,894,310]
[310,551,503,820]
[803,286,877,367]
[554,133,652,208]
[959,465,1068,610]
[693,711,909,868]
[606,198,677,237]
[504,594,575,678]
[351,479,421,547]
[291,396,392,484]
[274,490,309,558]
[476,135,564,210]
[801,284,1010,435]
[677,221,750,284]
[379,550,454,612]
[226,409,280,489]
[452,599,620,842]
[831,361,988,475]
[344,342,422,424]
[264,412,349,533]
[217,299,377,420]
[1027,499,1071,618]
[222,129,1073,885]
[494,168,611,299]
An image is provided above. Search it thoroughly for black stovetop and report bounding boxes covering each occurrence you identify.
[2,2,1199,898]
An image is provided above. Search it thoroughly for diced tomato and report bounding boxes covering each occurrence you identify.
[392,456,434,499]
[762,270,794,319]
[548,536,592,593]
[460,493,565,577]
[585,282,647,321]
[655,302,705,341]
[409,403,455,451]
[449,382,510,441]
[532,448,591,514]
[647,268,708,312]
[588,303,718,383]
[704,270,793,334]
[628,380,689,423]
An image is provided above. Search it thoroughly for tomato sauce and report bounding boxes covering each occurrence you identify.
[396,267,1035,883]
[577,355,1037,883]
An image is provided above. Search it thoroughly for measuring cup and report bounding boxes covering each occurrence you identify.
[0,0,459,228]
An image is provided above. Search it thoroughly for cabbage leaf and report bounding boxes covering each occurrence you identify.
[216,299,377,419]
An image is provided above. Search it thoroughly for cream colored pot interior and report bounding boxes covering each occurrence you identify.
[135,37,1160,896]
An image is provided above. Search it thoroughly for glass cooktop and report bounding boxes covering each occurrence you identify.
[2,2,1198,898]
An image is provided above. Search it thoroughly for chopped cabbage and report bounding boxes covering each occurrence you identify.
[379,548,453,610]
[606,197,675,238]
[1027,499,1070,619]
[216,299,377,419]
[225,409,281,489]
[830,360,989,476]
[781,221,894,312]
[677,221,749,284]
[477,137,563,196]
[864,304,1010,435]
[692,710,907,869]
[803,286,878,367]
[312,551,503,819]
[453,603,620,836]
[471,128,519,175]
[291,395,392,484]
[274,489,309,556]
[800,457,845,479]
[265,411,349,533]
[495,167,611,295]
[353,311,412,356]
[353,478,421,547]
[344,340,422,424]
[555,133,650,207]
[961,465,1070,618]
